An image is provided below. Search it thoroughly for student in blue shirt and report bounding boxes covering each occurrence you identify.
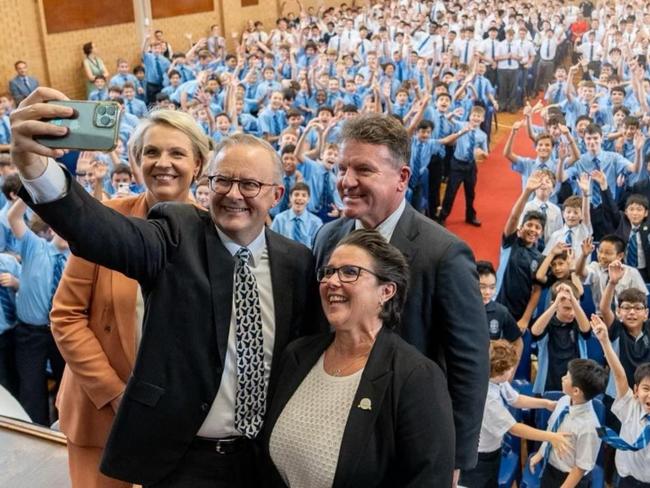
[0,252,20,397]
[0,174,22,254]
[439,105,489,227]
[109,58,139,89]
[258,91,287,148]
[88,75,109,101]
[270,144,302,218]
[271,182,323,249]
[8,198,69,426]
[254,67,282,108]
[132,65,147,101]
[121,83,148,118]
[142,38,171,104]
[0,104,11,152]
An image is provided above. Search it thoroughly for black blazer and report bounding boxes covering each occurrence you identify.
[312,203,489,469]
[263,328,455,488]
[21,175,321,485]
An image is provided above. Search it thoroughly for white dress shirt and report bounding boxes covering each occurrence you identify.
[478,381,519,452]
[612,389,650,482]
[521,198,563,245]
[583,261,648,309]
[354,198,406,242]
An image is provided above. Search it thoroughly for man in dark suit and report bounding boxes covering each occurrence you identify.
[8,61,39,105]
[10,88,320,488]
[312,113,489,481]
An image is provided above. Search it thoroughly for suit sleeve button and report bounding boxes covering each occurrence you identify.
[201,403,209,412]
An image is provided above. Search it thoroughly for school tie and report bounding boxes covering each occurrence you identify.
[467,130,476,161]
[414,142,423,174]
[627,227,639,267]
[321,172,334,212]
[463,41,470,64]
[541,405,570,469]
[233,247,266,439]
[418,35,431,51]
[272,112,281,135]
[438,114,445,137]
[0,283,16,325]
[565,228,573,246]
[592,157,601,171]
[337,37,341,56]
[589,43,594,63]
[49,253,67,310]
[155,56,163,83]
[477,78,484,102]
[292,216,305,244]
[539,203,548,248]
[127,100,133,114]
[0,119,9,143]
[279,175,291,212]
[507,43,512,67]
[361,43,365,56]
[491,40,496,60]
[597,416,650,451]
[545,40,550,59]
[554,82,563,103]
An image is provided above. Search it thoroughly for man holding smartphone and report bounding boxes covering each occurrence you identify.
[10,87,321,487]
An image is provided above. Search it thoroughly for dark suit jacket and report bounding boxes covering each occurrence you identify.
[21,175,320,485]
[263,328,455,488]
[312,203,489,469]
[9,75,38,103]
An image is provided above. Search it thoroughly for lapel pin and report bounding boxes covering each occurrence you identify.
[358,398,372,411]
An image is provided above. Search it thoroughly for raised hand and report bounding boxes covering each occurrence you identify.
[581,236,594,257]
[590,314,610,344]
[608,259,625,284]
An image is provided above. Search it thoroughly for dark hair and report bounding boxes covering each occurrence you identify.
[335,229,410,329]
[624,116,640,128]
[575,115,593,126]
[568,358,607,401]
[633,363,650,386]
[1,174,21,200]
[281,144,296,155]
[585,123,603,136]
[613,105,631,117]
[93,75,106,82]
[600,234,626,254]
[290,181,310,196]
[522,210,546,229]
[82,42,93,56]
[340,113,409,169]
[625,193,649,210]
[110,163,132,179]
[611,85,626,96]
[417,120,434,131]
[617,288,647,307]
[476,260,496,277]
[317,106,334,116]
[133,65,145,75]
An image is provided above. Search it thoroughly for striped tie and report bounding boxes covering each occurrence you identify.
[627,228,639,268]
[597,416,649,451]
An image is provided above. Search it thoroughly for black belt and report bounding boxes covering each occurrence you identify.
[191,436,251,455]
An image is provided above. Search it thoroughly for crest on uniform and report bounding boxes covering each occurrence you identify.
[530,259,539,273]
[489,319,500,335]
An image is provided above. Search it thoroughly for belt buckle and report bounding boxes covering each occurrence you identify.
[215,441,227,455]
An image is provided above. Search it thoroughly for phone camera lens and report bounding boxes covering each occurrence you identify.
[106,106,116,116]
[97,105,107,115]
[100,115,111,126]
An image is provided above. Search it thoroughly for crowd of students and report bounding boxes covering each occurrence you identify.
[1,0,650,486]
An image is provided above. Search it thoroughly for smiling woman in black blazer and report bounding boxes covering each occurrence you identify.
[264,230,455,487]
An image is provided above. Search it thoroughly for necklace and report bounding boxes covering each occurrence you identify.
[324,347,371,377]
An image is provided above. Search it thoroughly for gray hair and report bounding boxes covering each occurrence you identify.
[209,133,283,183]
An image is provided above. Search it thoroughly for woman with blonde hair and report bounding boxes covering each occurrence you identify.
[50,109,210,487]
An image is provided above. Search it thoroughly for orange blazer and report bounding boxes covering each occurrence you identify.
[51,194,149,447]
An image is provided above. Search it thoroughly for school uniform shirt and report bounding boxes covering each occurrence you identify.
[88,89,109,101]
[298,158,343,215]
[0,115,11,145]
[496,233,542,320]
[543,223,593,265]
[540,395,601,474]
[413,32,437,58]
[485,300,522,341]
[522,198,563,246]
[478,381,519,453]
[270,208,323,249]
[15,229,69,326]
[511,156,559,190]
[258,108,287,141]
[410,136,445,184]
[0,253,20,335]
[473,76,495,106]
[109,73,139,89]
[583,261,647,312]
[532,317,591,393]
[254,80,282,102]
[513,38,536,66]
[481,38,500,65]
[539,37,559,61]
[612,389,650,483]
[606,320,650,395]
[141,52,171,86]
[452,123,488,162]
[453,38,478,66]
[544,81,568,105]
[123,98,147,118]
[577,41,603,63]
[496,41,521,70]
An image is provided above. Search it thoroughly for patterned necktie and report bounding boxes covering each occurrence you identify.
[554,82,563,104]
[597,416,650,451]
[292,216,305,244]
[592,157,601,171]
[50,253,67,309]
[234,247,266,439]
[414,142,423,174]
[0,283,16,325]
[541,405,570,469]
[467,130,476,161]
[565,228,573,246]
[627,228,639,267]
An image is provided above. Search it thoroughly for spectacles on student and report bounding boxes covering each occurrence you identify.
[207,175,277,198]
[317,265,383,283]
[618,304,647,311]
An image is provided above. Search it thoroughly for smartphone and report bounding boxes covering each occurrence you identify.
[116,182,130,194]
[36,100,122,152]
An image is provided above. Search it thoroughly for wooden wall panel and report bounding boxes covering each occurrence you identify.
[42,0,134,34]
[151,0,213,19]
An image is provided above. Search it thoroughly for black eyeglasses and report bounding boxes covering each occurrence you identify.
[317,265,383,283]
[207,175,277,198]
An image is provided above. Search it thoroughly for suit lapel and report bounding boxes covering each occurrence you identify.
[204,222,235,366]
[332,329,394,488]
[266,230,292,379]
[389,204,420,265]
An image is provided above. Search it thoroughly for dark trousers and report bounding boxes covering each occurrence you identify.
[146,83,162,105]
[486,67,498,91]
[14,322,64,426]
[0,329,17,397]
[458,448,501,488]
[145,438,261,488]
[497,69,518,112]
[428,154,445,218]
[440,159,477,221]
[619,476,650,488]
[541,463,592,488]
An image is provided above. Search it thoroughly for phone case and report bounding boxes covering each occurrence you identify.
[35,100,122,152]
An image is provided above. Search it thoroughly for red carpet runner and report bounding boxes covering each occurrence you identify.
[445,118,537,265]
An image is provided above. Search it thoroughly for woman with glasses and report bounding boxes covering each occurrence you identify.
[50,109,209,488]
[263,229,455,487]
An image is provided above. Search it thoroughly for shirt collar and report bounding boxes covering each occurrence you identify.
[354,198,407,241]
[215,226,266,266]
[289,208,305,222]
[569,399,593,416]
